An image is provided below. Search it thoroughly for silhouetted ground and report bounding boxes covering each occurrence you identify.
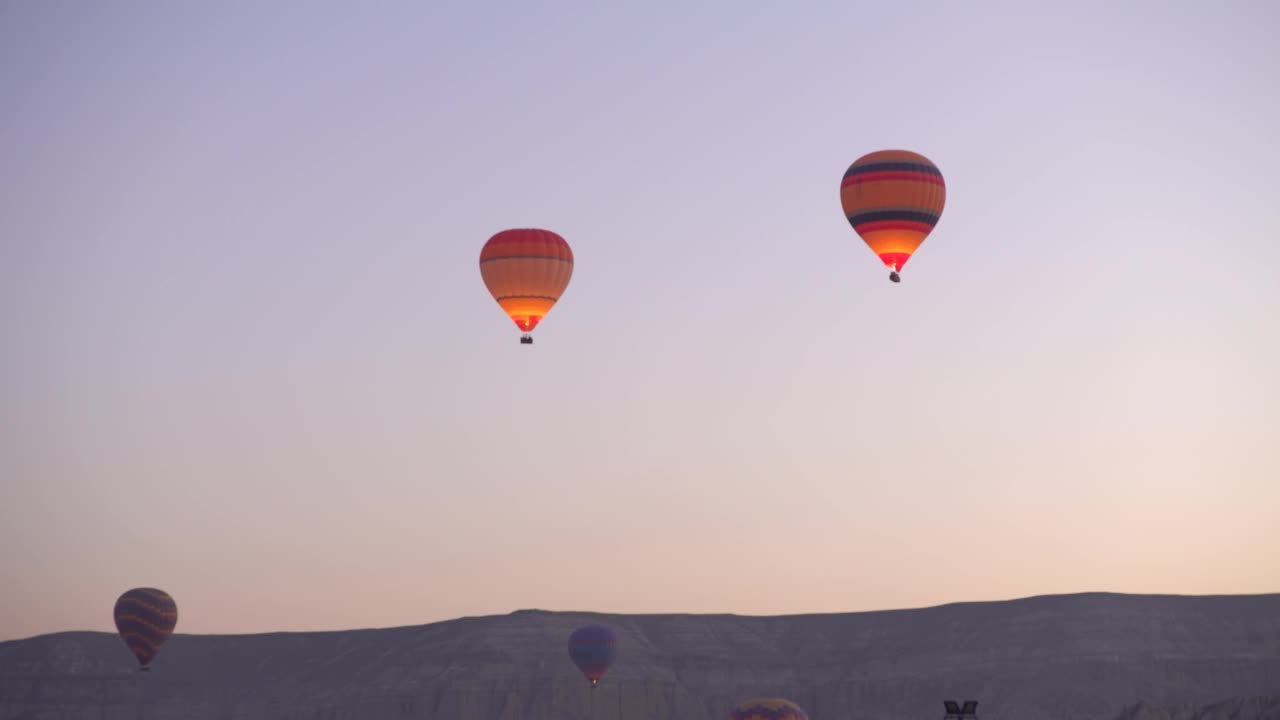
[1,592,1277,719]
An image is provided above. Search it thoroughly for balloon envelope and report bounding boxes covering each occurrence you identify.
[479,228,574,336]
[839,149,945,274]
[113,588,178,669]
[567,623,618,686]
[730,698,810,720]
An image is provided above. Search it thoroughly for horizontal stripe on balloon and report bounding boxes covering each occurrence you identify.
[846,209,940,226]
[479,255,574,264]
[482,233,571,246]
[841,170,945,188]
[494,294,561,302]
[843,160,942,178]
[114,617,176,631]
[115,601,173,614]
[479,234,573,262]
[116,593,172,608]
[852,220,937,235]
[116,632,169,652]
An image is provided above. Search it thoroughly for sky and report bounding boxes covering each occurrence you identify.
[2,0,1278,641]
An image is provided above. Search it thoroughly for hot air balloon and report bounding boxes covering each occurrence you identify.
[840,149,946,283]
[479,228,574,344]
[730,698,810,720]
[113,588,178,671]
[568,623,618,688]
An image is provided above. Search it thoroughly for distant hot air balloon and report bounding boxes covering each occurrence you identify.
[568,624,618,688]
[479,228,574,344]
[730,698,810,720]
[113,588,178,671]
[840,149,946,283]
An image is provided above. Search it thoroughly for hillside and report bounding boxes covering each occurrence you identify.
[1,592,1277,719]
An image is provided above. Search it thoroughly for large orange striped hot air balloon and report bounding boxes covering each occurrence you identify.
[479,228,574,344]
[730,698,809,720]
[840,149,946,283]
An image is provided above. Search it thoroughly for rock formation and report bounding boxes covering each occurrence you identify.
[1,592,1277,719]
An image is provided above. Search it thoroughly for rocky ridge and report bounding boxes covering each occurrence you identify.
[1,592,1277,719]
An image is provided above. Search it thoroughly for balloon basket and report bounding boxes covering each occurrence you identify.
[889,271,901,283]
[520,335,533,345]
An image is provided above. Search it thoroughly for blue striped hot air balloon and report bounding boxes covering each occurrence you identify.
[568,624,618,687]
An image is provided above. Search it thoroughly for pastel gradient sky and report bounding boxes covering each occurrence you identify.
[3,1,1278,641]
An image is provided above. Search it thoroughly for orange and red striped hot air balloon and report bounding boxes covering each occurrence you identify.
[479,228,574,344]
[840,149,946,283]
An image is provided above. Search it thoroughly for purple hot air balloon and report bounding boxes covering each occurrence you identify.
[568,624,618,687]
[730,698,810,720]
[113,588,178,670]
